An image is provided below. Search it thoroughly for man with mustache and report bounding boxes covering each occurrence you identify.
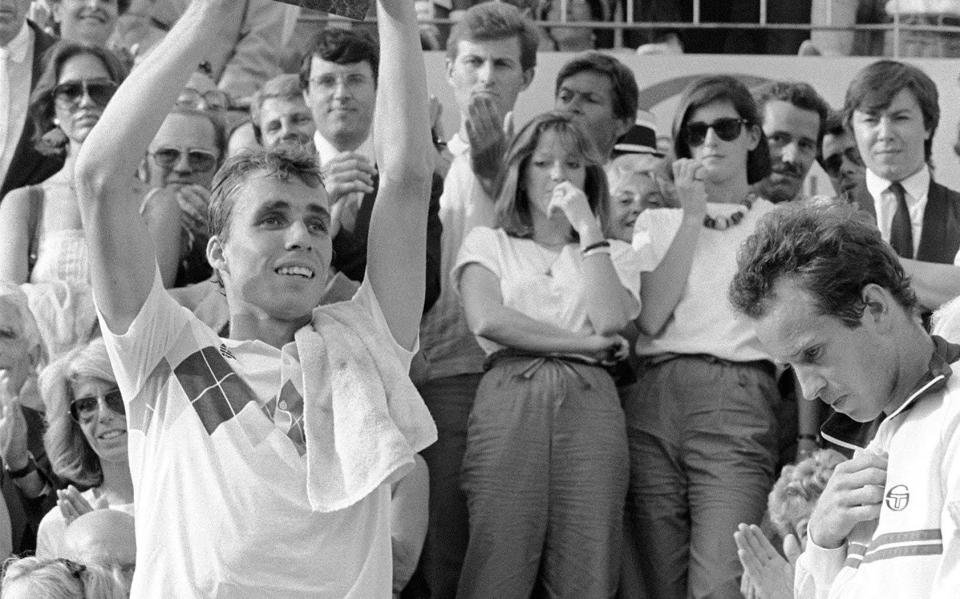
[300,27,442,309]
[752,80,829,204]
[844,60,960,311]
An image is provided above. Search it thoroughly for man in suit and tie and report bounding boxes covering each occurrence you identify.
[300,27,442,314]
[0,0,62,202]
[844,60,960,310]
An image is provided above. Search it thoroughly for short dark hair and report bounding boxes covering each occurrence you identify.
[30,41,127,156]
[208,148,324,243]
[754,80,830,146]
[843,60,939,162]
[446,1,539,72]
[554,52,639,122]
[299,28,379,90]
[823,109,847,138]
[729,201,918,327]
[672,75,771,185]
[494,111,611,239]
[250,74,304,144]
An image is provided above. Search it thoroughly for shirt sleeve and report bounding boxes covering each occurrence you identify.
[632,208,683,272]
[794,537,848,599]
[610,239,642,317]
[95,267,194,404]
[934,395,960,597]
[351,278,417,371]
[451,226,502,294]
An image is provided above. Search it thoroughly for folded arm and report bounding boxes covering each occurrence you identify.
[901,258,960,311]
[459,263,626,358]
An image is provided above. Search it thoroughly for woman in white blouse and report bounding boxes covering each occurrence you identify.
[626,75,781,599]
[453,111,641,598]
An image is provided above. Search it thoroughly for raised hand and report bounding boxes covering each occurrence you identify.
[466,94,510,196]
[734,523,794,599]
[175,184,211,239]
[0,372,30,473]
[548,181,598,236]
[671,158,708,218]
[321,152,376,205]
[808,451,887,549]
[57,485,105,527]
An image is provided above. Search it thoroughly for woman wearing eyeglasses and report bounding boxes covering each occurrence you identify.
[625,75,781,599]
[34,337,133,561]
[0,41,180,356]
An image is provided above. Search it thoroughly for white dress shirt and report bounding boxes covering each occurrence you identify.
[864,165,956,262]
[313,130,376,168]
[0,21,34,185]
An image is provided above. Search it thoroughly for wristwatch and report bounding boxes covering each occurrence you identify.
[5,453,37,480]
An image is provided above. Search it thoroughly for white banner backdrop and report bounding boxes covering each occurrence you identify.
[425,52,960,195]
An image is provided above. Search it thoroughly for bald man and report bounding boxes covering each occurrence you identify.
[64,510,136,588]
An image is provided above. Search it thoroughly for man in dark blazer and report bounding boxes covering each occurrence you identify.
[0,9,62,203]
[844,60,960,311]
[300,27,442,314]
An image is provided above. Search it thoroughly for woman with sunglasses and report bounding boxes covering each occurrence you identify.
[34,338,133,561]
[454,111,641,597]
[625,75,780,599]
[0,41,180,354]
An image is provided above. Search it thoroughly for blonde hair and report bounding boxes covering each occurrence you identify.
[1,557,125,599]
[40,338,117,488]
[767,448,846,540]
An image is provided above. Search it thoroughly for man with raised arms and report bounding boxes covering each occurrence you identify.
[74,0,436,596]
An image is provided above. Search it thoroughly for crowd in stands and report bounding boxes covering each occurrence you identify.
[0,0,960,598]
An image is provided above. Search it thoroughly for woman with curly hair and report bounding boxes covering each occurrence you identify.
[454,111,641,597]
[35,338,133,559]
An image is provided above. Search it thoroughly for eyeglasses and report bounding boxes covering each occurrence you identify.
[53,79,118,108]
[176,87,231,112]
[70,388,125,424]
[149,147,219,172]
[683,117,750,147]
[821,147,864,178]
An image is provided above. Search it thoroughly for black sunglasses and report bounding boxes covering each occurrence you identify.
[70,388,125,423]
[821,147,864,178]
[149,147,218,173]
[684,117,750,147]
[53,79,118,108]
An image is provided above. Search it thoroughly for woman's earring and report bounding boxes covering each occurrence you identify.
[52,117,60,126]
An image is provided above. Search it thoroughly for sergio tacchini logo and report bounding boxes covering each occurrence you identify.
[886,484,910,511]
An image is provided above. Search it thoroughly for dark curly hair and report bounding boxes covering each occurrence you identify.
[29,41,127,157]
[729,201,918,326]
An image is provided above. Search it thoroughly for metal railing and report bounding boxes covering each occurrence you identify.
[302,0,960,57]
